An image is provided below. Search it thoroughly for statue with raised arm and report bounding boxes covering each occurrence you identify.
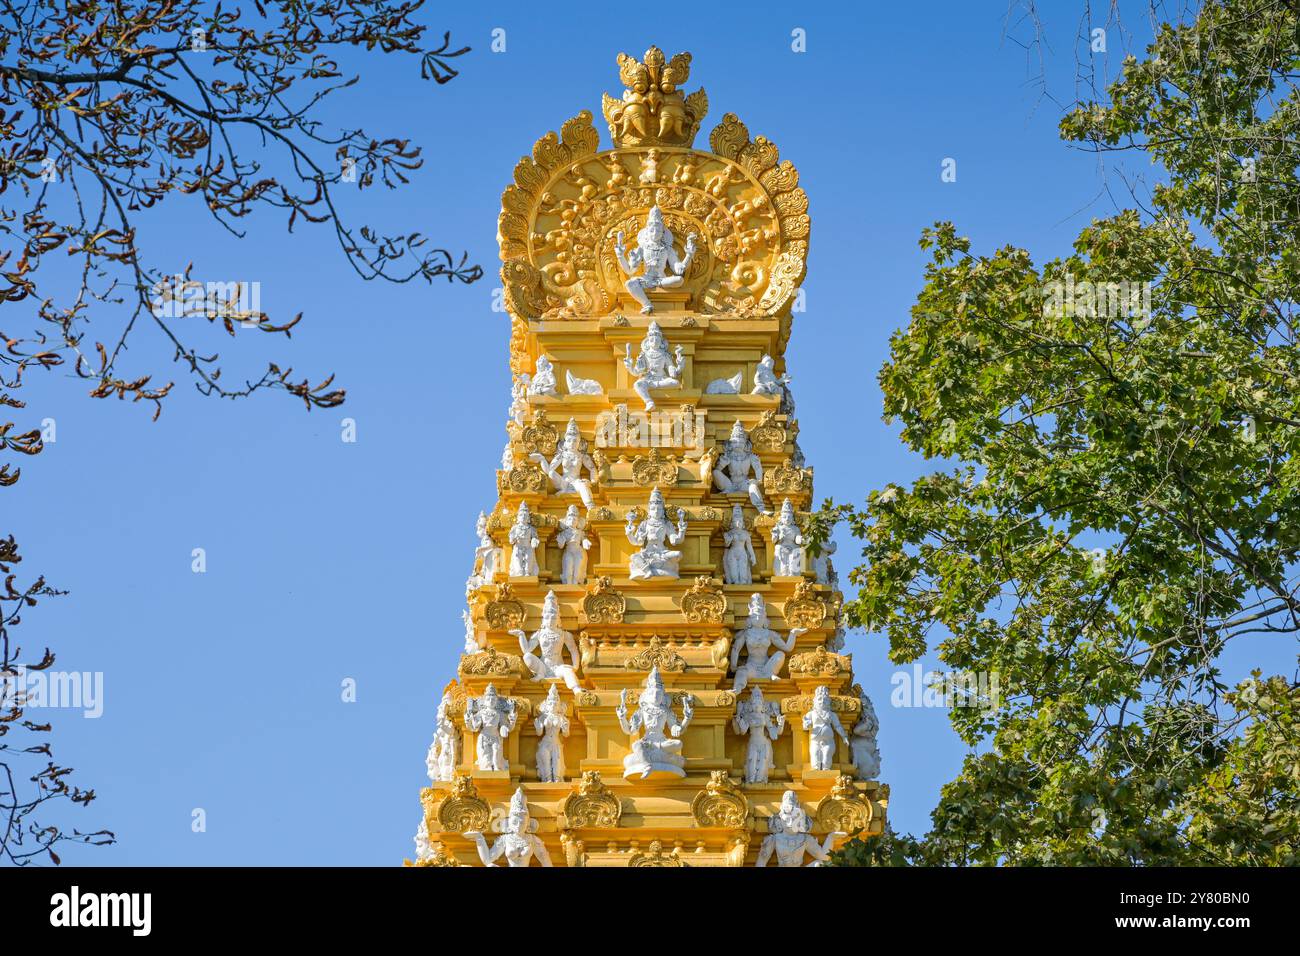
[850,685,881,779]
[625,487,688,579]
[425,688,459,782]
[733,686,785,784]
[755,790,844,867]
[464,683,517,772]
[528,355,559,398]
[508,502,540,577]
[617,666,694,779]
[751,353,790,398]
[713,420,767,513]
[533,684,570,783]
[730,593,805,693]
[803,685,850,770]
[532,418,598,510]
[614,205,698,315]
[771,498,805,576]
[622,320,684,411]
[465,788,554,867]
[556,504,591,585]
[510,590,582,692]
[722,504,757,585]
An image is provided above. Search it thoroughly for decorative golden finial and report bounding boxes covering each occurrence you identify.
[601,46,708,148]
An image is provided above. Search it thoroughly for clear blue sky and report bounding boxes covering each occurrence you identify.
[8,1,1290,864]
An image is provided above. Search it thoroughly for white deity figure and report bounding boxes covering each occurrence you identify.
[850,687,882,779]
[461,609,483,655]
[556,504,591,586]
[614,205,698,315]
[501,442,514,472]
[732,686,785,784]
[528,355,558,397]
[425,689,459,782]
[533,684,570,783]
[722,504,757,585]
[508,502,539,577]
[751,353,791,398]
[730,593,806,693]
[811,537,837,587]
[565,369,604,396]
[622,320,684,411]
[465,788,554,867]
[771,498,805,576]
[803,685,850,771]
[533,418,598,510]
[625,487,688,580]
[755,790,844,867]
[617,666,695,779]
[510,590,582,692]
[509,373,529,425]
[713,420,768,513]
[470,510,503,588]
[464,683,517,772]
[412,818,433,864]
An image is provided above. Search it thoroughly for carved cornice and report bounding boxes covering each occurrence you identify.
[631,447,680,487]
[750,409,788,452]
[690,770,750,829]
[681,575,727,624]
[426,775,491,834]
[814,773,874,834]
[624,636,686,673]
[520,410,559,457]
[459,647,526,679]
[763,457,813,497]
[784,580,830,629]
[582,575,627,624]
[781,693,860,716]
[498,459,549,495]
[562,770,623,828]
[787,646,849,677]
[484,584,527,631]
[627,840,686,867]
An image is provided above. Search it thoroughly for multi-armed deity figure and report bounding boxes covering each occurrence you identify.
[556,504,591,585]
[625,487,688,579]
[803,685,850,771]
[527,355,559,397]
[533,684,571,784]
[617,666,695,779]
[510,590,582,693]
[425,688,459,782]
[464,683,518,772]
[850,685,882,779]
[532,418,599,510]
[465,788,554,868]
[712,420,767,513]
[622,320,684,411]
[722,504,758,585]
[732,686,786,784]
[755,791,845,867]
[771,498,805,576]
[614,205,698,316]
[508,502,540,577]
[469,510,503,589]
[730,593,806,693]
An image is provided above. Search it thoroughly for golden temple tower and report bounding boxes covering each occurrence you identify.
[407,47,886,867]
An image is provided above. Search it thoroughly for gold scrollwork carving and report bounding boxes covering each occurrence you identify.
[458,647,527,679]
[814,773,874,834]
[787,646,850,676]
[428,775,491,834]
[631,447,680,487]
[627,840,686,867]
[784,579,829,629]
[562,770,623,828]
[582,576,627,624]
[681,575,727,624]
[690,770,750,829]
[624,636,687,672]
[484,584,527,631]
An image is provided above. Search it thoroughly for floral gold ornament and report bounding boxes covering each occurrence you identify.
[624,636,687,673]
[783,579,830,629]
[561,770,623,828]
[787,646,850,676]
[690,770,750,829]
[680,575,727,624]
[814,773,874,834]
[429,774,491,834]
[483,583,527,631]
[582,575,627,624]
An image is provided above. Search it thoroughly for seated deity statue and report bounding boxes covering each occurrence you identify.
[533,684,570,784]
[622,320,684,411]
[731,593,805,693]
[722,504,757,585]
[556,504,591,586]
[508,502,540,577]
[509,590,582,693]
[851,686,882,779]
[425,689,459,782]
[468,510,503,589]
[771,498,805,576]
[613,205,698,315]
[528,355,559,398]
[565,369,604,396]
[713,420,768,513]
[755,791,844,867]
[464,683,517,772]
[811,537,837,586]
[802,685,850,770]
[617,666,695,779]
[532,418,598,510]
[465,788,553,867]
[625,487,688,579]
[732,686,785,784]
[751,353,791,398]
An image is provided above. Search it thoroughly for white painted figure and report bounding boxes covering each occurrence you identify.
[713,420,767,513]
[622,320,684,410]
[533,684,570,783]
[755,790,844,867]
[413,818,433,863]
[556,504,591,585]
[617,666,694,779]
[465,788,554,867]
[851,687,882,779]
[426,688,459,782]
[811,537,837,586]
[464,683,517,772]
[751,353,790,398]
[508,502,540,577]
[625,487,688,579]
[462,608,483,655]
[704,372,743,394]
[565,369,603,396]
[509,373,529,425]
[803,685,850,771]
[722,504,757,585]
[510,590,582,693]
[533,418,598,510]
[471,510,503,588]
[614,205,698,315]
[730,593,805,693]
[528,355,558,398]
[771,498,805,576]
[733,686,786,784]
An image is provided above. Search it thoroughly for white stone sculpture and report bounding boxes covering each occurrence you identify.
[755,791,844,867]
[556,504,591,585]
[510,590,582,693]
[533,684,570,783]
[565,369,603,396]
[751,353,790,397]
[471,510,503,587]
[617,666,694,779]
[425,688,459,782]
[803,685,850,770]
[713,420,767,513]
[722,504,757,585]
[625,487,687,580]
[704,372,742,394]
[465,788,554,867]
[509,373,529,425]
[508,502,539,577]
[732,686,785,784]
[730,593,805,693]
[826,626,846,654]
[532,418,598,510]
[464,683,517,772]
[771,498,805,576]
[851,687,882,779]
[622,320,684,410]
[461,608,483,655]
[413,818,433,863]
[528,355,559,398]
[811,537,837,586]
[613,205,698,315]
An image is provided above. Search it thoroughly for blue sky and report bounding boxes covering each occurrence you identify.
[7,1,1291,865]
